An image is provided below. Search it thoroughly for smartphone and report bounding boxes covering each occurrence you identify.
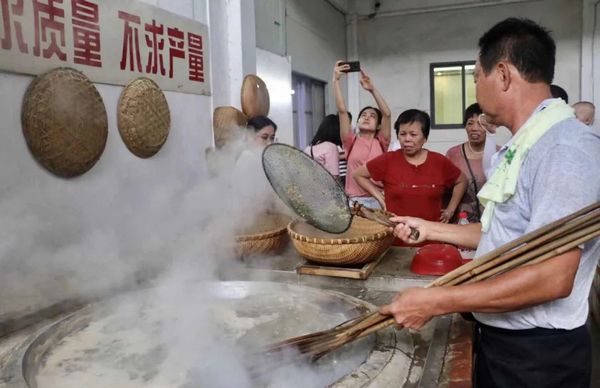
[340,61,360,73]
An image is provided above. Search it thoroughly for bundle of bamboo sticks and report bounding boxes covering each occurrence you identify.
[265,201,600,362]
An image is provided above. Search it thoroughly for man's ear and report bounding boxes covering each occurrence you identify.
[496,61,512,92]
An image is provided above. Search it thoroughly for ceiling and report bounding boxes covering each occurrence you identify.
[326,0,537,17]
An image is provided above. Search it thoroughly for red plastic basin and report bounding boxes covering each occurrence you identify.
[410,243,464,276]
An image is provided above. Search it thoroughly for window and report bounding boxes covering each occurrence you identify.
[430,61,476,128]
[292,73,325,149]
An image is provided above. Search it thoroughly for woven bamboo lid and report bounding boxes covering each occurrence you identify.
[213,106,248,148]
[241,74,270,118]
[21,67,108,178]
[117,78,170,158]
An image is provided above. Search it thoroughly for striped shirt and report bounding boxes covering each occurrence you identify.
[338,146,347,177]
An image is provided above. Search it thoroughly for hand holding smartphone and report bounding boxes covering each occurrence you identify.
[340,61,361,73]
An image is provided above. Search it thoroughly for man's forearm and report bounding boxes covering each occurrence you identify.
[432,249,581,315]
[427,222,481,249]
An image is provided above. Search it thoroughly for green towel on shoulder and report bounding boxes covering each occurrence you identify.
[478,99,575,232]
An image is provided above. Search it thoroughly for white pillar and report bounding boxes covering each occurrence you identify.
[345,13,360,122]
[581,0,600,105]
[208,0,256,108]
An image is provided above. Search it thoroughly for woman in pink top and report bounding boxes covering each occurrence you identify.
[303,114,342,178]
[333,61,391,208]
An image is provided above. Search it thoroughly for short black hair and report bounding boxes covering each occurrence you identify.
[358,106,382,127]
[247,115,277,132]
[463,103,483,127]
[394,109,431,139]
[310,114,342,146]
[550,84,569,103]
[478,18,555,84]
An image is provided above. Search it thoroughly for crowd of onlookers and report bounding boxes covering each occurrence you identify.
[233,62,595,246]
[296,62,596,246]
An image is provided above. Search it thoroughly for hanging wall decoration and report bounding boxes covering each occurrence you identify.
[212,106,248,149]
[241,74,270,118]
[117,78,171,158]
[21,67,108,178]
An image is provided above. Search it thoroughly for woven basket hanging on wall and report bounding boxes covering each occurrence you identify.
[241,74,270,118]
[117,78,170,158]
[21,67,108,178]
[213,106,248,149]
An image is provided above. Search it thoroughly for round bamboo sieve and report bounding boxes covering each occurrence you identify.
[117,78,170,158]
[21,67,108,178]
[288,217,394,265]
[241,74,270,118]
[213,106,248,149]
[235,213,291,257]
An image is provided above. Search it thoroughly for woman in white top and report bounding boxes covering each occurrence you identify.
[303,114,342,179]
[233,116,278,207]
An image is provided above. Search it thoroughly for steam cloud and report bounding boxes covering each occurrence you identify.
[1,125,364,387]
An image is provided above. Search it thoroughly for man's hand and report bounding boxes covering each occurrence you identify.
[379,287,440,329]
[390,216,428,244]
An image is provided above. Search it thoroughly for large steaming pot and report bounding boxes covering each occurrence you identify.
[0,282,427,387]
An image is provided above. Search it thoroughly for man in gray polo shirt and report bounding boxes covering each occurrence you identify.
[384,18,600,387]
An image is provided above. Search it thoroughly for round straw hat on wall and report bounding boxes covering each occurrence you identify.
[117,78,170,158]
[21,67,108,178]
[241,74,270,118]
[213,106,248,149]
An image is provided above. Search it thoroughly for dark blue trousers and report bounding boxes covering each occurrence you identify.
[473,322,591,388]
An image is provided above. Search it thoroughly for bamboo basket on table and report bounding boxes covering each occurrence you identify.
[235,213,291,257]
[287,210,394,266]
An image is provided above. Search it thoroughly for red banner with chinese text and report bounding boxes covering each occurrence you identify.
[0,0,210,95]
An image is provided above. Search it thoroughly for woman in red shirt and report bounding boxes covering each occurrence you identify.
[355,110,467,227]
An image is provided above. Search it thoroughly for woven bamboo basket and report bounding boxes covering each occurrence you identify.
[213,106,248,149]
[235,213,291,257]
[288,217,394,265]
[21,67,108,178]
[241,74,270,118]
[117,77,170,158]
